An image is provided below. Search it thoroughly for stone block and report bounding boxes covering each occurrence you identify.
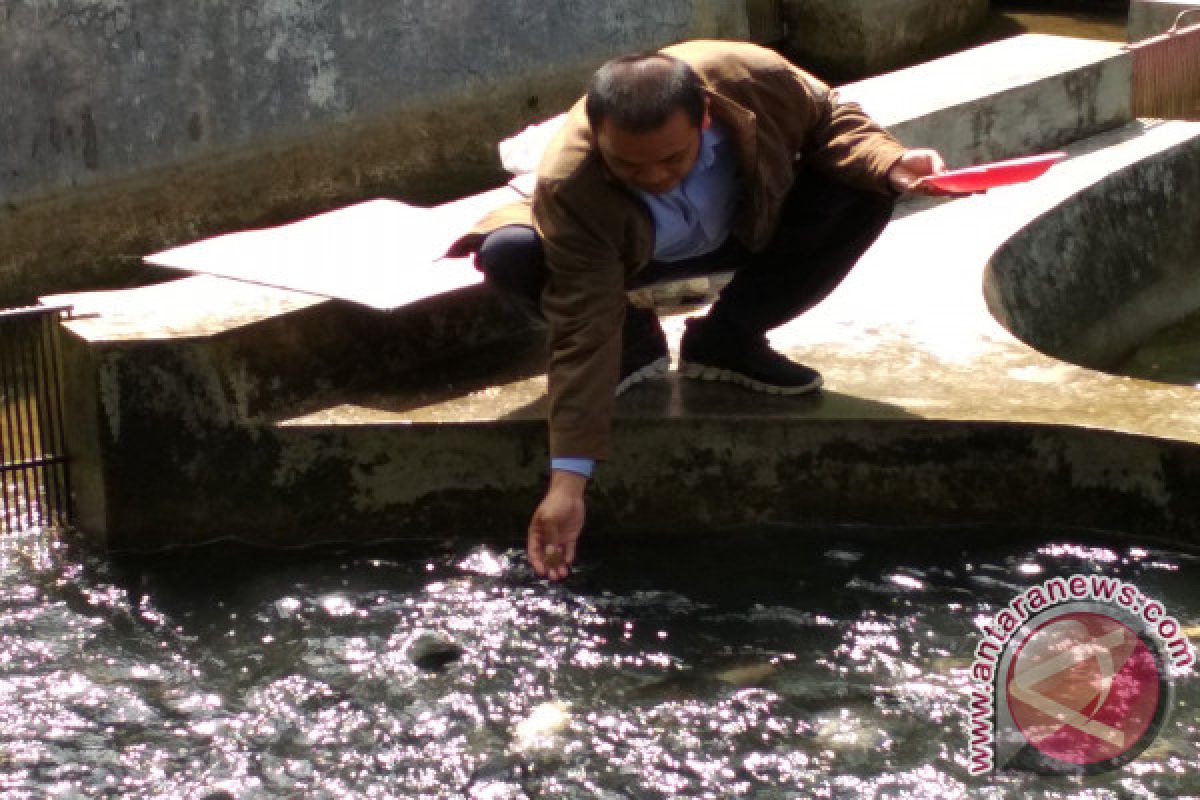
[985,128,1200,368]
[1129,0,1200,41]
[840,34,1131,169]
[782,0,989,80]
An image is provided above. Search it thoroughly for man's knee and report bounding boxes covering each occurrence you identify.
[477,225,543,284]
[477,225,546,318]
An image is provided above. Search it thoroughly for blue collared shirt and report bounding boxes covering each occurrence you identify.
[636,122,740,262]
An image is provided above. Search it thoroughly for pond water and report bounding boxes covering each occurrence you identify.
[1,522,1196,798]
[1114,309,1200,387]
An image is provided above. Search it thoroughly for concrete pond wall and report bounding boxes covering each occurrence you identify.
[0,0,749,306]
[782,0,989,81]
[985,127,1200,371]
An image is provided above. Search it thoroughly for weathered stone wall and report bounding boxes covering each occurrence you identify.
[782,0,989,81]
[985,130,1200,369]
[0,0,748,305]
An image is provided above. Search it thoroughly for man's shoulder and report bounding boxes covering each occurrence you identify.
[663,39,795,81]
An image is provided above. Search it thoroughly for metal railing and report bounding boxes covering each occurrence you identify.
[0,305,71,532]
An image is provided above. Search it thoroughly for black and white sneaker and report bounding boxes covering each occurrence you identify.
[616,305,670,396]
[678,317,822,395]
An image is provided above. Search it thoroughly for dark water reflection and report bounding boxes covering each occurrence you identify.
[0,524,1197,798]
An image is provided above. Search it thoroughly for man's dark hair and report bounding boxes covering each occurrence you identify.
[585,53,706,133]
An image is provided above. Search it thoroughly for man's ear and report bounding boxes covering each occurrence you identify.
[701,97,712,130]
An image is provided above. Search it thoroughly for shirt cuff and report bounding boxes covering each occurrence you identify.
[550,457,595,478]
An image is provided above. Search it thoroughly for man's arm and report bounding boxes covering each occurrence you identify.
[526,177,630,579]
[781,67,958,198]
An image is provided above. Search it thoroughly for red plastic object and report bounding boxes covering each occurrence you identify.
[923,152,1068,192]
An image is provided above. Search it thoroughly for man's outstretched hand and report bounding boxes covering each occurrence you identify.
[528,470,587,581]
[887,148,973,197]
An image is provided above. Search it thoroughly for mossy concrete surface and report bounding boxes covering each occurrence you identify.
[782,0,989,81]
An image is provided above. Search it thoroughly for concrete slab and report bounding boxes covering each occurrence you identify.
[284,121,1200,444]
[1129,0,1200,40]
[42,276,326,341]
[49,36,1198,549]
[840,34,1131,168]
[142,189,521,311]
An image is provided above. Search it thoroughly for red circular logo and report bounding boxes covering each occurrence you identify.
[1006,611,1162,766]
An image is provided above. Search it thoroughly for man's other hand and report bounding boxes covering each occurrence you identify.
[887,148,971,197]
[528,470,587,581]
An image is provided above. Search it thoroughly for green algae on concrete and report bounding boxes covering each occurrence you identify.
[1118,309,1200,386]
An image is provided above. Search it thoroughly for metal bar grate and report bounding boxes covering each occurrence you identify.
[1,305,72,532]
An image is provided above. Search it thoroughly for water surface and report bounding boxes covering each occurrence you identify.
[0,523,1196,798]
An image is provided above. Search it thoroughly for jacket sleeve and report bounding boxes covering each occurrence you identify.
[533,180,630,461]
[787,68,909,194]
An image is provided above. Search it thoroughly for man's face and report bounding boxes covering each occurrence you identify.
[595,105,708,195]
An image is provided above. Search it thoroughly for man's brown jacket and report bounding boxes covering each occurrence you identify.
[452,40,908,461]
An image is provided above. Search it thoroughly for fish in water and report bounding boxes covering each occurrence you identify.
[619,658,780,706]
[513,700,571,753]
[404,631,462,672]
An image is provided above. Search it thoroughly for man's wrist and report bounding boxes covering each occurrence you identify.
[550,457,595,478]
[548,468,589,496]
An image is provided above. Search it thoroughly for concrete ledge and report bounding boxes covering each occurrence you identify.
[840,34,1131,168]
[985,125,1200,369]
[1129,0,1200,41]
[88,418,1200,550]
[782,0,989,81]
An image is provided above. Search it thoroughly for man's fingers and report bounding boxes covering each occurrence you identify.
[527,519,548,576]
[543,542,564,573]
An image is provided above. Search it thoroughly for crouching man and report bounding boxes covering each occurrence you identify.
[451,40,952,580]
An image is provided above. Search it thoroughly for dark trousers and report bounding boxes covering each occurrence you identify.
[476,167,896,342]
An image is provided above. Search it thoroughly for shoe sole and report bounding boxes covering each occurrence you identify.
[615,355,671,396]
[677,360,823,395]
